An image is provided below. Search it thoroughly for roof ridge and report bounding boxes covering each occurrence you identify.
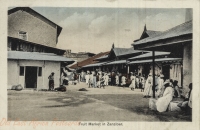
[146,30,162,32]
[133,20,192,45]
[162,20,192,33]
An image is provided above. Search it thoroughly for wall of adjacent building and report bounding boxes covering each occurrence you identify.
[8,10,57,48]
[7,60,19,89]
[44,61,61,89]
[183,43,192,94]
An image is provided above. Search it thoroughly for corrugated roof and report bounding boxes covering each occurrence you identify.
[113,48,142,56]
[146,30,162,37]
[129,58,182,64]
[8,51,74,63]
[133,20,192,46]
[70,51,110,69]
[82,62,107,68]
[104,60,127,65]
[129,51,170,60]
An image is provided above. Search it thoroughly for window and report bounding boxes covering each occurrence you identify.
[18,31,28,41]
[19,66,24,76]
[11,42,17,51]
[38,67,42,76]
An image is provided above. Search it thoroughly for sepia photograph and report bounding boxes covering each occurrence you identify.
[6,6,193,122]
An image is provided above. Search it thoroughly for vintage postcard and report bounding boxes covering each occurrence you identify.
[0,0,199,130]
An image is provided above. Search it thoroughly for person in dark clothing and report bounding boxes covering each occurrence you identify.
[173,80,181,98]
[48,72,54,91]
[110,72,115,86]
[118,73,122,87]
[177,83,192,115]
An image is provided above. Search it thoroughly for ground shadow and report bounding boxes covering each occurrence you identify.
[42,96,95,108]
[88,94,192,121]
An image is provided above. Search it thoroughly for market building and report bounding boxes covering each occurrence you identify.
[70,51,110,71]
[82,47,147,73]
[7,7,74,89]
[132,20,192,95]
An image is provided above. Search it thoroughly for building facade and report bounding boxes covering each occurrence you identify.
[7,7,74,90]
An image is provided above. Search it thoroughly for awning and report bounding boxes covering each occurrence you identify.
[129,58,182,65]
[8,51,75,64]
[129,51,170,60]
[104,60,127,65]
[82,62,107,68]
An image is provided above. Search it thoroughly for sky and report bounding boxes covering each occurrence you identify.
[31,7,187,54]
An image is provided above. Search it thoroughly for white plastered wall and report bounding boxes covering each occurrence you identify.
[7,60,61,90]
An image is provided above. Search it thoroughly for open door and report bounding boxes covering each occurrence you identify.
[162,64,170,80]
[25,66,38,88]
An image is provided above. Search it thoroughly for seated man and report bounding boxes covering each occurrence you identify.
[177,83,192,114]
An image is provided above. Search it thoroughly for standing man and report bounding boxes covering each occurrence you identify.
[104,73,109,86]
[93,72,97,88]
[89,72,94,88]
[129,72,136,90]
[155,75,159,92]
[115,73,119,86]
[81,71,84,82]
[143,73,153,98]
[48,72,55,91]
[110,71,115,86]
[121,75,126,88]
[85,71,90,85]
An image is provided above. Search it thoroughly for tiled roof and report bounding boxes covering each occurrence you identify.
[95,55,109,60]
[113,48,142,57]
[70,51,110,69]
[82,62,107,68]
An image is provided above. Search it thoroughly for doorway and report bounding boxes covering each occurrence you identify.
[162,64,170,80]
[143,64,150,77]
[25,66,38,88]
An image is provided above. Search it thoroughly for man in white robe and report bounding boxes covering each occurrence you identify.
[143,73,153,98]
[156,74,164,97]
[129,72,135,90]
[115,74,119,86]
[89,72,94,88]
[156,83,174,112]
[85,72,90,85]
[104,73,109,86]
[121,75,126,88]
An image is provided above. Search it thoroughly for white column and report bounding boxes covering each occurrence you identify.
[127,65,129,74]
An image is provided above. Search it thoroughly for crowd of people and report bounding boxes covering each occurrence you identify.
[81,70,147,90]
[145,72,193,114]
[50,68,192,114]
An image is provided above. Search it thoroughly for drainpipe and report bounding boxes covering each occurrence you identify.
[152,51,155,98]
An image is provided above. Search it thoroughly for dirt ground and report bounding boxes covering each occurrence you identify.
[8,82,192,121]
